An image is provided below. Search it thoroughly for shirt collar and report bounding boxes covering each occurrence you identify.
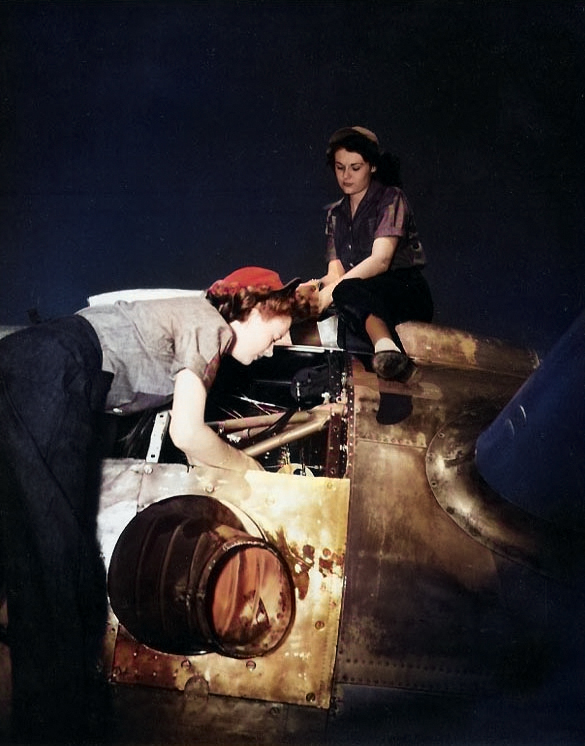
[340,179,384,219]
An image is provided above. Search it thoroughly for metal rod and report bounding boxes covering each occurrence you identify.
[242,403,345,458]
[207,411,311,432]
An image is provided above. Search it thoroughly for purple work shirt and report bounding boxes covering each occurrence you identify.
[325,180,426,272]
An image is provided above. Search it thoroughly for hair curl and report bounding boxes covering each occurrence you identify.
[205,284,313,325]
[326,131,402,188]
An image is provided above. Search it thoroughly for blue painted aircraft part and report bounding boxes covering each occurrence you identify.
[475,309,585,531]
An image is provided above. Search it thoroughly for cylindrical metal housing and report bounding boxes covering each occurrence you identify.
[108,495,295,658]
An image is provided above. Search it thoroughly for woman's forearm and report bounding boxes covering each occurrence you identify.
[179,423,262,472]
[321,259,345,286]
[170,368,262,473]
[337,253,390,282]
[329,235,398,285]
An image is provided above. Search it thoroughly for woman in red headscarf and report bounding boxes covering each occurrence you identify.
[0,266,309,744]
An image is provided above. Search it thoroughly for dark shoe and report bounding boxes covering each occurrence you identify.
[372,350,416,382]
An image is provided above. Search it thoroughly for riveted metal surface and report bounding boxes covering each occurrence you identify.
[336,345,542,696]
[100,462,350,709]
[110,683,329,746]
[352,363,529,452]
[4,326,584,745]
[336,437,510,695]
[111,625,198,690]
[325,411,345,477]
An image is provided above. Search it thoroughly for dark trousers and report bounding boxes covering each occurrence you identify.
[332,268,434,352]
[0,316,112,744]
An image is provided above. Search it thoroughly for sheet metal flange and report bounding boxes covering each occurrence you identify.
[425,405,585,584]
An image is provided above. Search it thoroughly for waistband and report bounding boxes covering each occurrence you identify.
[0,315,103,374]
[43,315,103,369]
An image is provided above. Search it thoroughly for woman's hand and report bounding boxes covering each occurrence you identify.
[170,368,264,472]
[318,283,336,313]
[295,280,320,318]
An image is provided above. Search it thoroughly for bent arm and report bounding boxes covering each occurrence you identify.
[320,259,346,287]
[319,237,398,312]
[344,235,398,280]
[169,368,263,472]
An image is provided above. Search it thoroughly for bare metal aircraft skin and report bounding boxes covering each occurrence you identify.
[1,317,584,745]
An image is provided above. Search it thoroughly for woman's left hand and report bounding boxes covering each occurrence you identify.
[296,280,320,317]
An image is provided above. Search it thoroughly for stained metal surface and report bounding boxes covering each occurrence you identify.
[98,461,350,709]
[108,495,297,657]
[352,359,532,450]
[336,354,552,696]
[89,334,585,744]
[5,324,585,745]
[337,436,507,694]
[109,683,330,746]
[396,321,539,376]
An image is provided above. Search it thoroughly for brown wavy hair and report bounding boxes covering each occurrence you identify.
[326,130,402,188]
[205,283,313,324]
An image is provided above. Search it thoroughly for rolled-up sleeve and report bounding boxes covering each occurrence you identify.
[374,189,409,239]
[171,319,233,391]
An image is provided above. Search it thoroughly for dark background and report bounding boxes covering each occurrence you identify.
[0,0,583,357]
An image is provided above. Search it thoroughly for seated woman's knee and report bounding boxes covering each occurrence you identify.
[332,277,365,306]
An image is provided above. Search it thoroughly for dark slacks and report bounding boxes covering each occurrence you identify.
[332,268,434,352]
[0,316,112,744]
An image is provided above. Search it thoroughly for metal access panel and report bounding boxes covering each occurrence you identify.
[99,461,350,709]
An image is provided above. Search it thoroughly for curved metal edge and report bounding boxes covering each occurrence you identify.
[425,405,585,586]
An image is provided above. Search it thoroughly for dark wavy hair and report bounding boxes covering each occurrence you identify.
[205,284,313,325]
[326,131,402,188]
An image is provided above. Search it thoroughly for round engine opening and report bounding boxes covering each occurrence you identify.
[107,494,295,658]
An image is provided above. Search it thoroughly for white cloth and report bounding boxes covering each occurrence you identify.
[88,288,203,306]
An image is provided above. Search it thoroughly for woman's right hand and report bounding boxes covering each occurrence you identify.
[318,283,336,313]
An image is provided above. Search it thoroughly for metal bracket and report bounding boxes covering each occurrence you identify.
[146,410,171,463]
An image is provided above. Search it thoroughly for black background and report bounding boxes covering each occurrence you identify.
[1,0,584,356]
